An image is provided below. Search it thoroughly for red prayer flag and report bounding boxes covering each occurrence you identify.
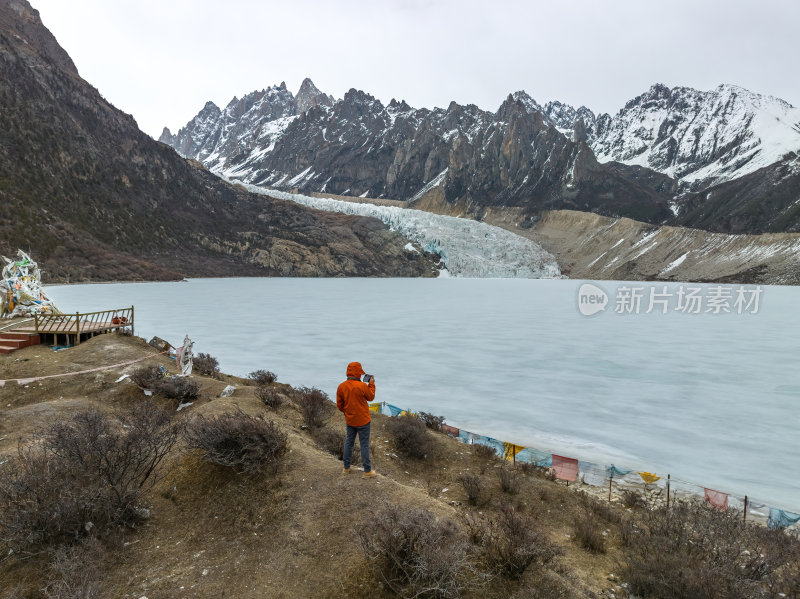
[704,488,728,510]
[441,424,460,436]
[551,454,578,482]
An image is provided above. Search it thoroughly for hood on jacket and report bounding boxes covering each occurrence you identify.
[346,362,366,378]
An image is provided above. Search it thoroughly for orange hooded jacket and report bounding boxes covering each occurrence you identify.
[336,362,376,427]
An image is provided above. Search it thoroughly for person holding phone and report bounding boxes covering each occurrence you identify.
[336,362,377,477]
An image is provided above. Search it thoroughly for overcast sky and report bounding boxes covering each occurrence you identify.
[30,0,800,139]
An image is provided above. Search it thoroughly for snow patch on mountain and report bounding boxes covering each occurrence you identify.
[583,84,800,189]
[242,184,561,279]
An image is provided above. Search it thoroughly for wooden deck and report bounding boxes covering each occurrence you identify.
[1,306,135,347]
[13,320,128,336]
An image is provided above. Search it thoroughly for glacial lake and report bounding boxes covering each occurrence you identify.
[48,278,799,512]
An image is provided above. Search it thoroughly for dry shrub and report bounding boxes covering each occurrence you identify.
[184,410,288,475]
[357,504,474,598]
[386,415,435,460]
[498,467,521,495]
[468,504,561,579]
[424,476,443,498]
[193,352,220,377]
[622,499,800,599]
[156,376,200,401]
[534,484,553,502]
[418,411,445,432]
[130,366,198,400]
[43,537,105,599]
[621,488,645,508]
[592,501,622,525]
[772,559,800,598]
[295,386,334,429]
[248,369,277,385]
[472,443,497,459]
[517,461,537,476]
[619,517,638,547]
[255,385,283,410]
[311,427,360,465]
[456,473,486,506]
[573,514,606,553]
[129,364,164,388]
[579,491,622,524]
[518,461,555,480]
[508,570,575,599]
[0,405,180,554]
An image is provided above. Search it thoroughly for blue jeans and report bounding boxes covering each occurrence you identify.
[343,423,371,472]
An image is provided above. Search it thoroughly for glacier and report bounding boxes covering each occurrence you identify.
[241,184,562,279]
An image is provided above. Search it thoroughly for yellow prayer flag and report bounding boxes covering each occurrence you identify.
[369,403,381,413]
[638,471,661,484]
[503,442,525,460]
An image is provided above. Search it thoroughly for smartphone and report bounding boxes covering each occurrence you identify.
[363,374,373,384]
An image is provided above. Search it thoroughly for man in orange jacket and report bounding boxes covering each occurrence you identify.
[336,362,377,477]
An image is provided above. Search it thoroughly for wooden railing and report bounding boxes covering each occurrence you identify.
[34,306,134,344]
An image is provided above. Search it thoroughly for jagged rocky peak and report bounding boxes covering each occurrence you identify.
[496,92,545,123]
[543,100,596,131]
[158,127,173,145]
[342,88,377,105]
[573,118,589,143]
[199,100,221,116]
[223,84,295,120]
[295,77,333,114]
[388,98,413,112]
[624,82,672,110]
[336,88,383,120]
[510,90,543,114]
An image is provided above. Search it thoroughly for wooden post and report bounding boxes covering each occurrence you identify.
[666,474,671,510]
[608,474,613,502]
[34,313,39,333]
[75,312,80,345]
[131,305,135,336]
[743,496,748,523]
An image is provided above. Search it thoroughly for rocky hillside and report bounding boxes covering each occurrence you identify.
[675,152,800,234]
[526,209,800,285]
[166,81,800,235]
[0,0,438,282]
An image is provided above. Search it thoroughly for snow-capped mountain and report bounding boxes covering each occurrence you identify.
[159,78,332,168]
[162,84,674,225]
[162,80,800,234]
[548,84,800,190]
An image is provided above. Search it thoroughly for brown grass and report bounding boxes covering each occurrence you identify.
[1,334,798,599]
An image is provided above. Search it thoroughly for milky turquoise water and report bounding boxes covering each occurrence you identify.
[48,278,799,511]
